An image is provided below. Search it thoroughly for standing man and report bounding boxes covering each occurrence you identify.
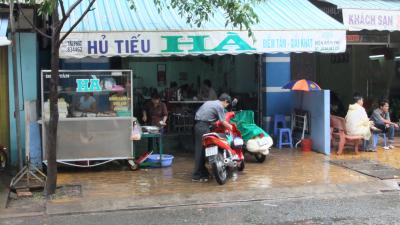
[142,92,168,127]
[371,99,399,149]
[192,93,233,182]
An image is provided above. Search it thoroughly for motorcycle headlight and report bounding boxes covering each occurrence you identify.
[232,137,244,148]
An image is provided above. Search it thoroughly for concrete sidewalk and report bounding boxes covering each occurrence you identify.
[2,148,400,219]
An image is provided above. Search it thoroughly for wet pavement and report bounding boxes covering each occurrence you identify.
[3,141,400,218]
[56,148,377,201]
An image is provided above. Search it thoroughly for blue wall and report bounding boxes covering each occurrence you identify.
[8,33,38,166]
[262,53,293,133]
[292,90,331,154]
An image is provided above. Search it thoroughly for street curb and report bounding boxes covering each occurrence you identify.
[44,180,396,216]
[1,180,398,219]
[0,211,44,220]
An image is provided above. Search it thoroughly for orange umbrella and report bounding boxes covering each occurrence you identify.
[282,79,321,91]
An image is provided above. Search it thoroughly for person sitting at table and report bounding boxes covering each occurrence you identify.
[165,81,178,101]
[198,79,217,100]
[78,92,96,113]
[142,92,168,127]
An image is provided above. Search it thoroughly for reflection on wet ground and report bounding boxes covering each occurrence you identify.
[57,145,400,200]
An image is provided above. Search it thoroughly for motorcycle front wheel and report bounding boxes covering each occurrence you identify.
[211,152,228,185]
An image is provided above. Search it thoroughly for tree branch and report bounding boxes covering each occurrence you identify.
[60,0,84,25]
[58,0,97,46]
[59,0,66,18]
[16,2,51,39]
[58,0,96,44]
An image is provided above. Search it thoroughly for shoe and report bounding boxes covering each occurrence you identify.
[383,146,390,150]
[191,177,209,182]
[389,145,395,149]
[367,148,377,152]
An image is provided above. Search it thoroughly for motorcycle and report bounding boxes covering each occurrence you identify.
[202,105,272,185]
[203,112,245,185]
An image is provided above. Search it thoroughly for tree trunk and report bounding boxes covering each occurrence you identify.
[46,8,61,196]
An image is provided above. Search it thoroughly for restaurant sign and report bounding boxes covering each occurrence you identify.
[76,78,102,92]
[346,34,389,45]
[342,9,400,31]
[59,30,346,58]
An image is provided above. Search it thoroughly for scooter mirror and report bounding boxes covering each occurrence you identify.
[231,98,238,107]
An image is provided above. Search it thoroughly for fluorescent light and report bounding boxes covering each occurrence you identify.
[0,37,11,46]
[395,56,400,61]
[369,54,384,60]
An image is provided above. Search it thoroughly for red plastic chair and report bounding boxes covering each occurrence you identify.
[330,115,363,155]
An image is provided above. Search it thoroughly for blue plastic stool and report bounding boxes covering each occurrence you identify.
[278,128,293,149]
[273,114,287,137]
[372,132,387,149]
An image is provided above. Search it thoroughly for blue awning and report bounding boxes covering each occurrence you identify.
[324,0,400,31]
[59,0,347,58]
[0,17,11,46]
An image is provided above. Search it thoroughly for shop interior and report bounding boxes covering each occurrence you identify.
[311,31,400,121]
[60,54,262,153]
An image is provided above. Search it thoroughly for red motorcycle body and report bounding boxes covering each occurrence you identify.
[202,112,245,185]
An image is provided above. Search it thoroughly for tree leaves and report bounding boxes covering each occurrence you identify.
[126,0,260,38]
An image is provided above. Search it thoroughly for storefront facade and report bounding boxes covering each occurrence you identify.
[54,0,348,156]
[311,0,400,117]
[3,0,351,167]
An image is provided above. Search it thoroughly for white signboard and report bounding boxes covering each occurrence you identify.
[60,30,346,58]
[342,8,400,31]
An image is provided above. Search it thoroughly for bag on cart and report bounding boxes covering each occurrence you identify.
[130,119,142,141]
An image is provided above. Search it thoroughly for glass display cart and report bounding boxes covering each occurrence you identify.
[41,70,133,167]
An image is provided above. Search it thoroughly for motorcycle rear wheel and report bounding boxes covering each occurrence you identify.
[211,152,228,185]
[254,153,266,163]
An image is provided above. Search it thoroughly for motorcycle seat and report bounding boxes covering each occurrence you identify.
[203,132,228,139]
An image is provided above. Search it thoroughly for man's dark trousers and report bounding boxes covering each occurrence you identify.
[375,122,396,144]
[193,121,211,179]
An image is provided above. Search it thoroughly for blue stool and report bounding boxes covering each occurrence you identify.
[278,128,293,149]
[273,114,287,137]
[372,132,387,150]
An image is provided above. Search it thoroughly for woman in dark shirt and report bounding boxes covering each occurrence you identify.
[142,92,168,127]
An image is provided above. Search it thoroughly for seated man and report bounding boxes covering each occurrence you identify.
[198,79,217,101]
[345,93,378,151]
[370,99,399,150]
[78,92,96,113]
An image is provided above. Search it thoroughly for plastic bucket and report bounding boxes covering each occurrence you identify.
[301,138,312,152]
[145,154,174,167]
